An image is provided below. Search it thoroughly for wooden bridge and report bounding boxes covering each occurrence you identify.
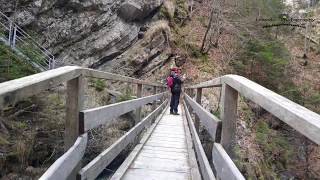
[0,66,319,180]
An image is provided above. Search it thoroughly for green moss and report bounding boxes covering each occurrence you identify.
[0,43,37,81]
[0,136,9,145]
[10,121,28,130]
[89,79,106,92]
[48,94,65,109]
[17,42,48,68]
[305,92,320,105]
[212,110,220,119]
[118,86,135,102]
[256,121,269,145]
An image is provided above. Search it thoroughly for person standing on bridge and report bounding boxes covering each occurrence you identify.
[167,67,185,115]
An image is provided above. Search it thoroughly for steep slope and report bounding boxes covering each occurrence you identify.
[0,0,166,70]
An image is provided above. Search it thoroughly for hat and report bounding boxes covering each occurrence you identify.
[171,67,179,72]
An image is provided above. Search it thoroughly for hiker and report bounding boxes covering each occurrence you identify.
[167,67,184,115]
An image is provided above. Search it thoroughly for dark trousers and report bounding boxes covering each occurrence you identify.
[170,92,181,113]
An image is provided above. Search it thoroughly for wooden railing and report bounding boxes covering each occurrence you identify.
[0,66,167,180]
[2,68,320,180]
[184,74,320,179]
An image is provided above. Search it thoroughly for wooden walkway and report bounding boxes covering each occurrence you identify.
[3,66,319,180]
[112,106,201,180]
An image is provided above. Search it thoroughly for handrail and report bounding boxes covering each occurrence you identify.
[39,134,88,180]
[79,92,167,133]
[0,66,167,180]
[186,77,222,89]
[186,75,320,145]
[183,101,216,180]
[184,94,221,141]
[78,99,168,180]
[184,74,320,179]
[212,143,245,180]
[0,66,165,109]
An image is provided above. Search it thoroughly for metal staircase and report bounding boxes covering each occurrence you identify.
[0,11,58,71]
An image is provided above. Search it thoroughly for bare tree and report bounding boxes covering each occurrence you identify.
[200,0,224,54]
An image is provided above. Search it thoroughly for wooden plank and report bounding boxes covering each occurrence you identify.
[78,100,168,180]
[39,134,88,180]
[0,66,81,108]
[183,101,216,180]
[212,143,245,180]
[138,149,188,161]
[142,145,188,153]
[222,75,320,145]
[82,68,165,87]
[184,94,221,141]
[195,88,202,133]
[145,140,187,149]
[220,84,238,157]
[79,92,165,133]
[110,104,169,180]
[150,134,186,140]
[152,130,185,136]
[148,135,186,142]
[130,155,190,172]
[135,84,143,124]
[181,104,202,180]
[153,125,185,132]
[122,168,190,180]
[187,77,222,89]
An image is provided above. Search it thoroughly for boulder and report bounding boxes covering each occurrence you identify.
[119,0,164,21]
[118,1,143,21]
[15,10,35,26]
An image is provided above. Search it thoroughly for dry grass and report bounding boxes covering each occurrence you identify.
[163,0,175,18]
[143,20,172,46]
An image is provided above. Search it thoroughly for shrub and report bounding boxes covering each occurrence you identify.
[174,0,188,24]
[118,87,135,102]
[255,119,294,178]
[92,79,106,92]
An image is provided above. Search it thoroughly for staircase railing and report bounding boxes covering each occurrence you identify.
[0,11,57,71]
[185,75,320,179]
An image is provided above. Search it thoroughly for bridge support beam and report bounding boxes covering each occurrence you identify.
[195,88,202,133]
[135,83,143,124]
[220,84,238,158]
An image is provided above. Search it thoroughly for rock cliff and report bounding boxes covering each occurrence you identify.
[0,0,167,75]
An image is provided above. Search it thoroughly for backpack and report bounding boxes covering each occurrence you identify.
[166,76,174,89]
[171,76,182,93]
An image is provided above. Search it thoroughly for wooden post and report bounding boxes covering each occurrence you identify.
[65,76,84,180]
[195,88,202,133]
[152,86,157,111]
[220,84,238,158]
[162,87,166,102]
[65,76,84,150]
[190,89,194,97]
[135,84,143,124]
